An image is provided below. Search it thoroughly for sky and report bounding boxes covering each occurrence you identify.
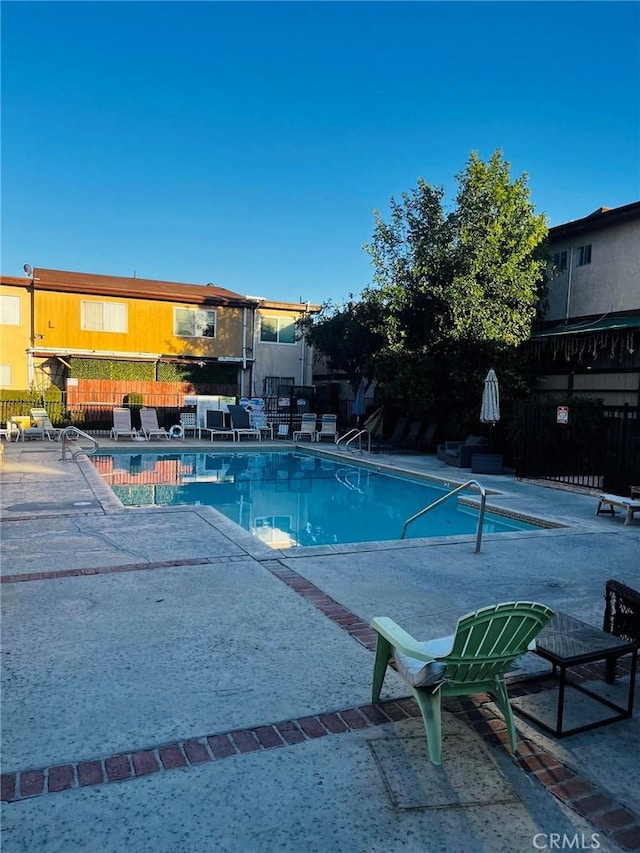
[2,1,639,306]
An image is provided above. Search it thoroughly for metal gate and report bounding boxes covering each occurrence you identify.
[517,403,640,495]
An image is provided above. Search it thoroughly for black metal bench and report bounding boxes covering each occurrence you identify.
[603,579,640,683]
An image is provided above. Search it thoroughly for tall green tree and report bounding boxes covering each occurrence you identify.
[362,149,548,425]
[301,150,548,432]
[298,297,387,394]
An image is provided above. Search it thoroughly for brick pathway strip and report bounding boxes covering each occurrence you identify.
[2,694,639,850]
[3,557,639,849]
[0,557,242,584]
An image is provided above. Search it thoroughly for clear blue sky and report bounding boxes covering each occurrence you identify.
[2,1,639,305]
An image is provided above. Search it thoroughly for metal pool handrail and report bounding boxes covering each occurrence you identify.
[336,428,359,448]
[60,426,100,461]
[400,479,488,553]
[336,428,370,454]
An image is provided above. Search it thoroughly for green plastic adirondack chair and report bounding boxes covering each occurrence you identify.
[371,601,554,765]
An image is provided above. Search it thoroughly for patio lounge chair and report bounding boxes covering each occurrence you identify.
[30,407,63,441]
[316,414,338,443]
[370,416,407,452]
[227,405,261,441]
[203,410,236,442]
[110,407,138,441]
[391,420,423,452]
[140,408,170,440]
[371,601,554,765]
[293,414,317,442]
[596,493,640,526]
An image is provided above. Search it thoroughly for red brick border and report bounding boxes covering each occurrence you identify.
[2,693,639,850]
[2,556,639,849]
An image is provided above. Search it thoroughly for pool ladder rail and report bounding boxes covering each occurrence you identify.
[400,479,487,554]
[60,426,100,462]
[336,428,371,454]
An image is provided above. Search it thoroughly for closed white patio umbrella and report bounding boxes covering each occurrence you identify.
[480,368,500,425]
[480,369,500,450]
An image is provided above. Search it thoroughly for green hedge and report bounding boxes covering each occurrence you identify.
[69,358,237,384]
[157,362,237,383]
[0,388,67,425]
[70,358,155,380]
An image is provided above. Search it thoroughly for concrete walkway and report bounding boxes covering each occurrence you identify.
[1,437,639,852]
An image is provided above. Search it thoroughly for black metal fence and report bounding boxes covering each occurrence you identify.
[0,388,323,436]
[517,403,640,495]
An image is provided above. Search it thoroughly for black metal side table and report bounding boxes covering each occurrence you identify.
[516,612,637,737]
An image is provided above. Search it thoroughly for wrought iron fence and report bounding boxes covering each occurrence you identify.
[517,402,640,495]
[0,390,328,436]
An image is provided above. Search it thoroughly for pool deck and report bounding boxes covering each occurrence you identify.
[1,436,639,852]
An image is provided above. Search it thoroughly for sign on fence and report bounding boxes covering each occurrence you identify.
[556,406,569,425]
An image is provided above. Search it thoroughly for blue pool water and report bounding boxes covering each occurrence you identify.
[93,450,539,548]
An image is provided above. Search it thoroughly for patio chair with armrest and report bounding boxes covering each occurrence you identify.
[140,408,170,440]
[179,412,200,438]
[110,407,138,441]
[316,414,338,443]
[30,407,63,441]
[293,413,317,442]
[370,416,407,451]
[228,405,261,441]
[203,410,236,442]
[371,600,554,765]
[249,410,274,439]
[603,578,640,682]
[436,435,489,468]
[391,420,423,453]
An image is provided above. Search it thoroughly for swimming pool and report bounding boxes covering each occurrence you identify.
[92,450,541,548]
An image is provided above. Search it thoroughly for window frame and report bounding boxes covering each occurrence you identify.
[80,300,128,333]
[0,295,20,326]
[0,364,12,387]
[553,250,568,271]
[264,375,295,396]
[260,315,297,345]
[575,244,592,267]
[173,307,217,339]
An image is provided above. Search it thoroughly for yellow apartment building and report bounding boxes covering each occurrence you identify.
[0,268,318,401]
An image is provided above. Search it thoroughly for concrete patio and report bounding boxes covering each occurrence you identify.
[1,436,639,852]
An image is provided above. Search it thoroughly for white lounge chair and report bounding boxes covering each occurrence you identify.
[140,408,170,440]
[110,407,138,441]
[30,407,63,441]
[293,414,317,442]
[596,493,640,525]
[316,414,338,443]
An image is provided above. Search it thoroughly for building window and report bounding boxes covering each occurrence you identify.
[553,251,567,271]
[575,244,592,267]
[260,316,296,344]
[174,308,216,338]
[81,301,127,332]
[0,295,20,325]
[264,376,295,396]
[0,364,12,386]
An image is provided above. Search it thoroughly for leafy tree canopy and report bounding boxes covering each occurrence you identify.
[298,297,387,393]
[301,149,549,426]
